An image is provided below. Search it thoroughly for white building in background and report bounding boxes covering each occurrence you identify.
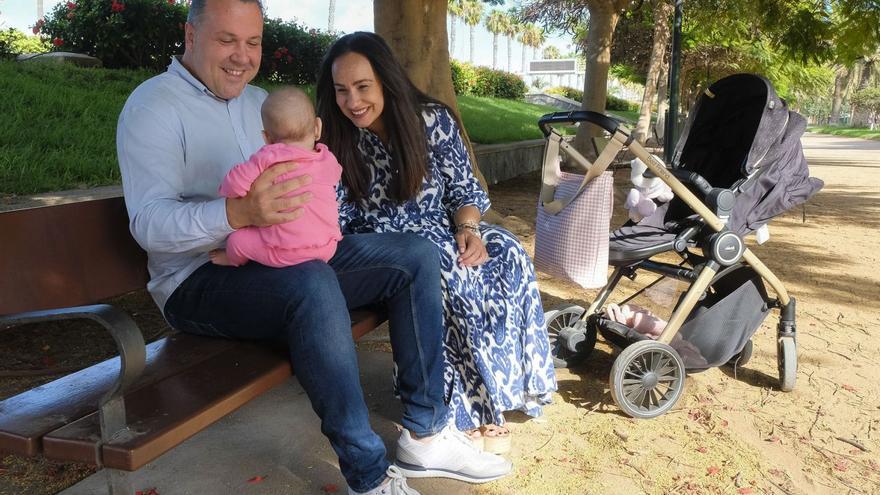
[524,59,583,90]
[523,58,642,103]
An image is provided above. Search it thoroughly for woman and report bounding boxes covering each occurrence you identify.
[316,32,556,453]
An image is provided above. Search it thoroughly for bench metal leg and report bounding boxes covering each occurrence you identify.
[106,468,133,495]
[0,303,145,465]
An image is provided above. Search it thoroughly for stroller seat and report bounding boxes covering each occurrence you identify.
[609,225,678,265]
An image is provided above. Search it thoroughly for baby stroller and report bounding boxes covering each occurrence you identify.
[538,73,823,419]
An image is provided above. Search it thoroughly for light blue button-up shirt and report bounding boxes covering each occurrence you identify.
[117,57,267,313]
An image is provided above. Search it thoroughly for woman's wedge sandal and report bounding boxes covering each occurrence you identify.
[465,428,484,450]
[480,424,511,454]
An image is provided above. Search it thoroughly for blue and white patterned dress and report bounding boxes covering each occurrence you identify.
[337,104,557,430]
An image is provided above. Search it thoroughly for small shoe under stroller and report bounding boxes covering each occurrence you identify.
[537,73,824,419]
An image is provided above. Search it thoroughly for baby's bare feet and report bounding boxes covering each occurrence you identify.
[209,249,233,266]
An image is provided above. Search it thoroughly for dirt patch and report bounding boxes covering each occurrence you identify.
[1,134,878,494]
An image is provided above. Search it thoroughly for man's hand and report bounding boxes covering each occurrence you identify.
[226,162,313,229]
[455,229,488,267]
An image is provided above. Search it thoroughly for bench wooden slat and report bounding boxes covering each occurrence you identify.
[0,198,148,315]
[37,310,384,469]
[0,334,235,456]
[43,342,291,469]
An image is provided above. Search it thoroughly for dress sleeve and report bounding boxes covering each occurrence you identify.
[430,106,491,215]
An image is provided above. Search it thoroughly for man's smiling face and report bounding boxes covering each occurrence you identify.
[182,0,263,100]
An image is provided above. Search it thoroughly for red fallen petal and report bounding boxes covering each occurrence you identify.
[696,446,708,453]
[247,475,264,483]
[841,384,857,392]
[737,489,753,495]
[706,466,720,475]
[321,483,338,493]
[834,461,848,472]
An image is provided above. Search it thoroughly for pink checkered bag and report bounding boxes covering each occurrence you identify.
[534,170,614,288]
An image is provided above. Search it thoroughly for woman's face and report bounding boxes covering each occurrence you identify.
[331,51,386,139]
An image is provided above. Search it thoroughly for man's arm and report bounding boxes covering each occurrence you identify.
[118,104,232,254]
[118,104,312,251]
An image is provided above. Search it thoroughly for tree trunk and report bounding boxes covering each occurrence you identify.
[328,0,336,32]
[493,34,499,68]
[574,2,621,155]
[851,60,874,127]
[374,0,490,193]
[449,16,457,57]
[521,42,526,74]
[829,67,849,125]
[634,0,672,144]
[507,36,512,72]
[654,56,668,145]
[470,25,476,62]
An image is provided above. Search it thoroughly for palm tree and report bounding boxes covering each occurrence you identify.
[328,0,336,33]
[485,9,507,69]
[37,0,44,18]
[461,0,484,64]
[519,22,544,74]
[448,0,463,59]
[503,12,520,73]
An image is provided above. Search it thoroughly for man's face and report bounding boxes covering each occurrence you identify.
[183,0,262,100]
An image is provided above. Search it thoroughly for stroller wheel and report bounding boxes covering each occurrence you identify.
[544,304,596,368]
[610,340,686,419]
[777,336,797,392]
[726,339,754,367]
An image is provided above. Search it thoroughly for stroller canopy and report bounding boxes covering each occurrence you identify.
[668,73,823,236]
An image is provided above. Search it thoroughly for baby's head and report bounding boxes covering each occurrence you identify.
[261,87,322,150]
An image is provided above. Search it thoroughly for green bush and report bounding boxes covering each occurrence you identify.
[259,18,336,85]
[0,29,51,60]
[450,60,526,100]
[37,0,187,70]
[545,85,639,112]
[607,94,638,112]
[546,85,582,101]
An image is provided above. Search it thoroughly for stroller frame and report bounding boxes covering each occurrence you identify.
[538,110,798,419]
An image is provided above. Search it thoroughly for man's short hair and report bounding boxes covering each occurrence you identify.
[187,0,265,25]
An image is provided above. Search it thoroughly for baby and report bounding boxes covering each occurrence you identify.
[210,87,342,267]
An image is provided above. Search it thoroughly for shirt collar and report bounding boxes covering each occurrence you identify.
[168,56,227,101]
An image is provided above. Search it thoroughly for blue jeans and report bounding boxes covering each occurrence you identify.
[163,233,450,492]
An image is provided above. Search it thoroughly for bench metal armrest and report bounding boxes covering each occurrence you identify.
[0,304,146,444]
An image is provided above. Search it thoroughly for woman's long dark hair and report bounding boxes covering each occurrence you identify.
[316,31,442,203]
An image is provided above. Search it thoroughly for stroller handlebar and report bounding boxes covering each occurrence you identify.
[538,111,621,136]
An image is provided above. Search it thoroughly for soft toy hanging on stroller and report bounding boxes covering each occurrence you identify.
[537,73,823,419]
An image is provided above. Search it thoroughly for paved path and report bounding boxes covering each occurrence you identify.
[39,132,880,494]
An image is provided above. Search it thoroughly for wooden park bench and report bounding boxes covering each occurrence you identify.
[0,196,384,493]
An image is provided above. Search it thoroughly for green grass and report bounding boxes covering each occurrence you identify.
[0,61,640,194]
[807,125,880,141]
[0,61,157,194]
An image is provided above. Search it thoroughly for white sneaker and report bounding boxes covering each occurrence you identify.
[348,465,420,495]
[395,425,513,483]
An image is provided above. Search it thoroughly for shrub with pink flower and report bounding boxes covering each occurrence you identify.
[260,18,336,85]
[37,0,186,70]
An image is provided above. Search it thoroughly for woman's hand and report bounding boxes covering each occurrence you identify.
[455,228,488,267]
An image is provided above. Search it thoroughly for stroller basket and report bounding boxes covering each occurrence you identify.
[674,266,770,369]
[597,266,770,370]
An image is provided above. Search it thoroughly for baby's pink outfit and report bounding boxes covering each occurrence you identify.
[218,142,342,267]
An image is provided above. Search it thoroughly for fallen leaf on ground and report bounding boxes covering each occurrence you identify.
[247,475,264,483]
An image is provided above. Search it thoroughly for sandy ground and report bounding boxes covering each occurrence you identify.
[1,133,878,495]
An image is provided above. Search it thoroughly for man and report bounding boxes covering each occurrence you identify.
[116,1,512,494]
